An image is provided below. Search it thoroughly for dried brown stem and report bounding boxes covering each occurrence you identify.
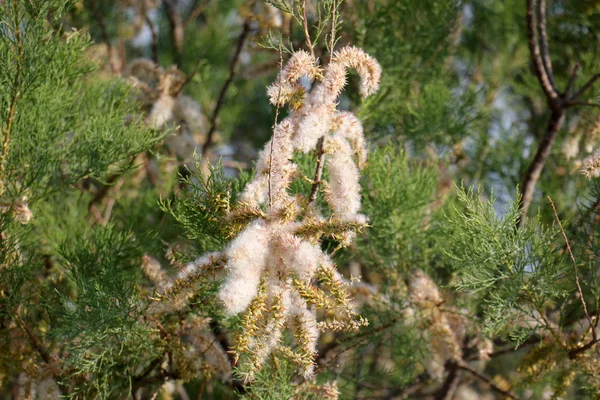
[548,198,600,360]
[538,0,554,89]
[526,0,558,104]
[174,50,207,96]
[549,197,593,341]
[164,0,184,65]
[13,309,60,377]
[202,19,250,154]
[565,64,580,96]
[572,72,600,101]
[519,109,564,226]
[566,101,600,109]
[308,136,325,204]
[329,0,337,59]
[268,46,285,210]
[302,0,315,59]
[183,0,211,28]
[434,363,461,400]
[307,0,341,205]
[568,337,600,359]
[146,15,159,64]
[456,361,519,400]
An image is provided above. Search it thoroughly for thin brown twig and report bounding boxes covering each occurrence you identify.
[526,0,558,103]
[519,108,565,227]
[569,337,600,359]
[537,0,554,89]
[146,14,159,64]
[308,0,340,205]
[302,0,315,59]
[87,157,136,214]
[101,179,124,225]
[329,0,337,59]
[548,196,594,340]
[164,0,184,65]
[572,72,600,101]
[202,19,250,154]
[13,308,60,377]
[434,363,461,400]
[565,64,580,96]
[0,0,23,193]
[566,101,600,109]
[268,45,285,210]
[456,361,519,400]
[174,50,207,96]
[308,136,325,204]
[183,0,212,28]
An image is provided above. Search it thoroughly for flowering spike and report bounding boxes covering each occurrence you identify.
[154,44,381,380]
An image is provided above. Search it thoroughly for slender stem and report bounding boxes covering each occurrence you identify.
[302,0,315,59]
[519,109,565,226]
[457,361,519,400]
[526,0,559,104]
[538,0,554,89]
[184,0,212,28]
[564,64,580,96]
[307,0,341,205]
[548,196,594,339]
[146,14,159,64]
[572,72,600,101]
[568,337,600,359]
[0,0,24,193]
[202,19,250,154]
[164,0,184,66]
[268,46,284,210]
[434,363,461,400]
[566,101,600,109]
[308,137,325,204]
[174,50,207,96]
[329,0,337,59]
[11,307,60,377]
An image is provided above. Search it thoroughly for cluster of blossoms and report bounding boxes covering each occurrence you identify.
[405,270,492,382]
[141,255,231,383]
[405,269,464,381]
[581,149,600,179]
[153,45,381,381]
[125,59,208,164]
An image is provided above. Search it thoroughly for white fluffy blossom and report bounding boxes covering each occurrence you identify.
[581,149,600,179]
[146,94,175,130]
[324,134,362,220]
[239,119,296,212]
[152,45,381,379]
[219,220,271,315]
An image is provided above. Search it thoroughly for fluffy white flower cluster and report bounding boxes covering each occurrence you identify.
[581,149,600,179]
[141,255,231,381]
[151,45,381,380]
[125,59,208,164]
[215,46,381,378]
[244,46,380,222]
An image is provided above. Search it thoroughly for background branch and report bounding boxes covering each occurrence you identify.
[201,19,250,155]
